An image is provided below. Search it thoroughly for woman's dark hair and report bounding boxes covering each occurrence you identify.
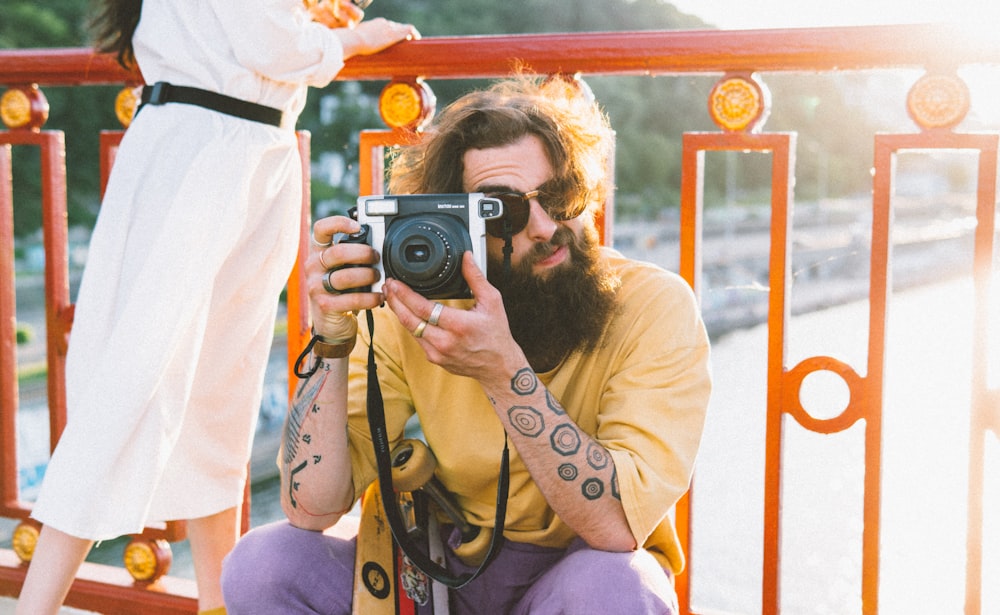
[91,0,142,70]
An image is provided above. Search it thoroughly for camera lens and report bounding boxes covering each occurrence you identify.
[404,244,431,263]
[382,215,473,298]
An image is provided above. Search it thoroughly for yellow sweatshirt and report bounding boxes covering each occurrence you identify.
[346,248,711,573]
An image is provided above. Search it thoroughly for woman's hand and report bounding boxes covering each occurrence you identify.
[308,0,420,56]
[307,0,364,29]
[308,215,383,341]
[341,18,420,57]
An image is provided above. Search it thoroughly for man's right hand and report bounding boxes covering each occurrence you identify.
[308,215,383,341]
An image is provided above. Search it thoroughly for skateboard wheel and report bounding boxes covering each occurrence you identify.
[452,523,492,567]
[391,439,437,492]
[12,519,42,563]
[123,537,172,584]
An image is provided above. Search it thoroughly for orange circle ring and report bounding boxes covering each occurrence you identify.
[906,73,970,131]
[708,74,769,132]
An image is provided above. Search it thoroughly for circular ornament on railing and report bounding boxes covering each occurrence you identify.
[123,537,173,583]
[12,519,42,563]
[708,73,770,132]
[379,79,436,131]
[906,72,970,130]
[115,86,140,128]
[1,85,50,131]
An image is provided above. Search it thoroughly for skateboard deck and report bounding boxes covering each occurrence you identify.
[353,481,450,615]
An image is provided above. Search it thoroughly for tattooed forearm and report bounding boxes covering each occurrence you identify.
[498,365,622,510]
[283,363,330,465]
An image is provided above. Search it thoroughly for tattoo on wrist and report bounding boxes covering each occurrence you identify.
[511,368,537,395]
[550,424,581,455]
[558,463,578,481]
[586,442,610,470]
[581,478,605,500]
[546,390,565,415]
[508,406,544,437]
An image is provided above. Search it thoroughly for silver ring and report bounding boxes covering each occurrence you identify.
[322,270,339,294]
[319,249,331,270]
[428,302,444,326]
[412,320,428,338]
[311,233,332,249]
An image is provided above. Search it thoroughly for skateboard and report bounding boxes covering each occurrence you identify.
[353,440,453,615]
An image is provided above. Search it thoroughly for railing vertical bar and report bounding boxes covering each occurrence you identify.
[285,131,313,411]
[763,133,794,615]
[0,142,19,513]
[36,131,71,450]
[679,132,795,615]
[863,135,896,615]
[965,133,999,615]
[676,136,704,615]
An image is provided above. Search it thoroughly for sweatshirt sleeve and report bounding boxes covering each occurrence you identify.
[599,266,712,552]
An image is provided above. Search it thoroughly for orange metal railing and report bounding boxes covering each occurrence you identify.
[1,24,999,614]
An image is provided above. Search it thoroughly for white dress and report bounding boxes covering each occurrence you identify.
[32,0,348,540]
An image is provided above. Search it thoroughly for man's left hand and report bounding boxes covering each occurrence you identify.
[383,252,526,385]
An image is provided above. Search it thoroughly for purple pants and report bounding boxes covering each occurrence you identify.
[221,519,678,614]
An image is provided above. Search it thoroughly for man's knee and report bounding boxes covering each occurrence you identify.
[516,546,677,614]
[221,520,357,614]
[221,522,300,606]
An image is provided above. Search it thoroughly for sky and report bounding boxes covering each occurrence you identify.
[667,0,1000,30]
[665,0,1000,127]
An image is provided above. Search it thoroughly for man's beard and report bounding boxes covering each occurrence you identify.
[488,225,620,372]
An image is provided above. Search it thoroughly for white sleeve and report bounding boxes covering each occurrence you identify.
[208,0,347,88]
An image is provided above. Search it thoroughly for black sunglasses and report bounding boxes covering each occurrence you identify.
[484,188,587,238]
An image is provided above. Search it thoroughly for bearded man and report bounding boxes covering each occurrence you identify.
[222,76,712,615]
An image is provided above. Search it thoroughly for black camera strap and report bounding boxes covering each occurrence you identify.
[364,309,510,589]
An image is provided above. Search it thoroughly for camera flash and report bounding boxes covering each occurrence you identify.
[365,198,399,216]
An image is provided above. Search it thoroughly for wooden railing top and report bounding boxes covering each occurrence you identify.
[2,24,1000,87]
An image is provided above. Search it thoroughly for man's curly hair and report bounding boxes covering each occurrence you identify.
[388,74,614,217]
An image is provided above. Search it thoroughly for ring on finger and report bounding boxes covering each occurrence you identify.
[311,233,332,249]
[322,270,340,294]
[319,249,332,270]
[428,302,444,326]
[412,320,428,338]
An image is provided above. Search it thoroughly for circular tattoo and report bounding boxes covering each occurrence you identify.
[586,442,609,470]
[546,390,565,415]
[558,463,578,481]
[511,368,538,396]
[550,424,581,456]
[611,467,621,500]
[508,406,544,437]
[582,478,605,500]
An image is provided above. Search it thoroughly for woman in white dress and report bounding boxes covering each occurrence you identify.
[16,2,418,614]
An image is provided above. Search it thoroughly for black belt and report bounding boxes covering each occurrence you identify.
[138,82,283,127]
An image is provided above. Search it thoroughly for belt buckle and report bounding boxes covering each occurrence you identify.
[146,82,172,105]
